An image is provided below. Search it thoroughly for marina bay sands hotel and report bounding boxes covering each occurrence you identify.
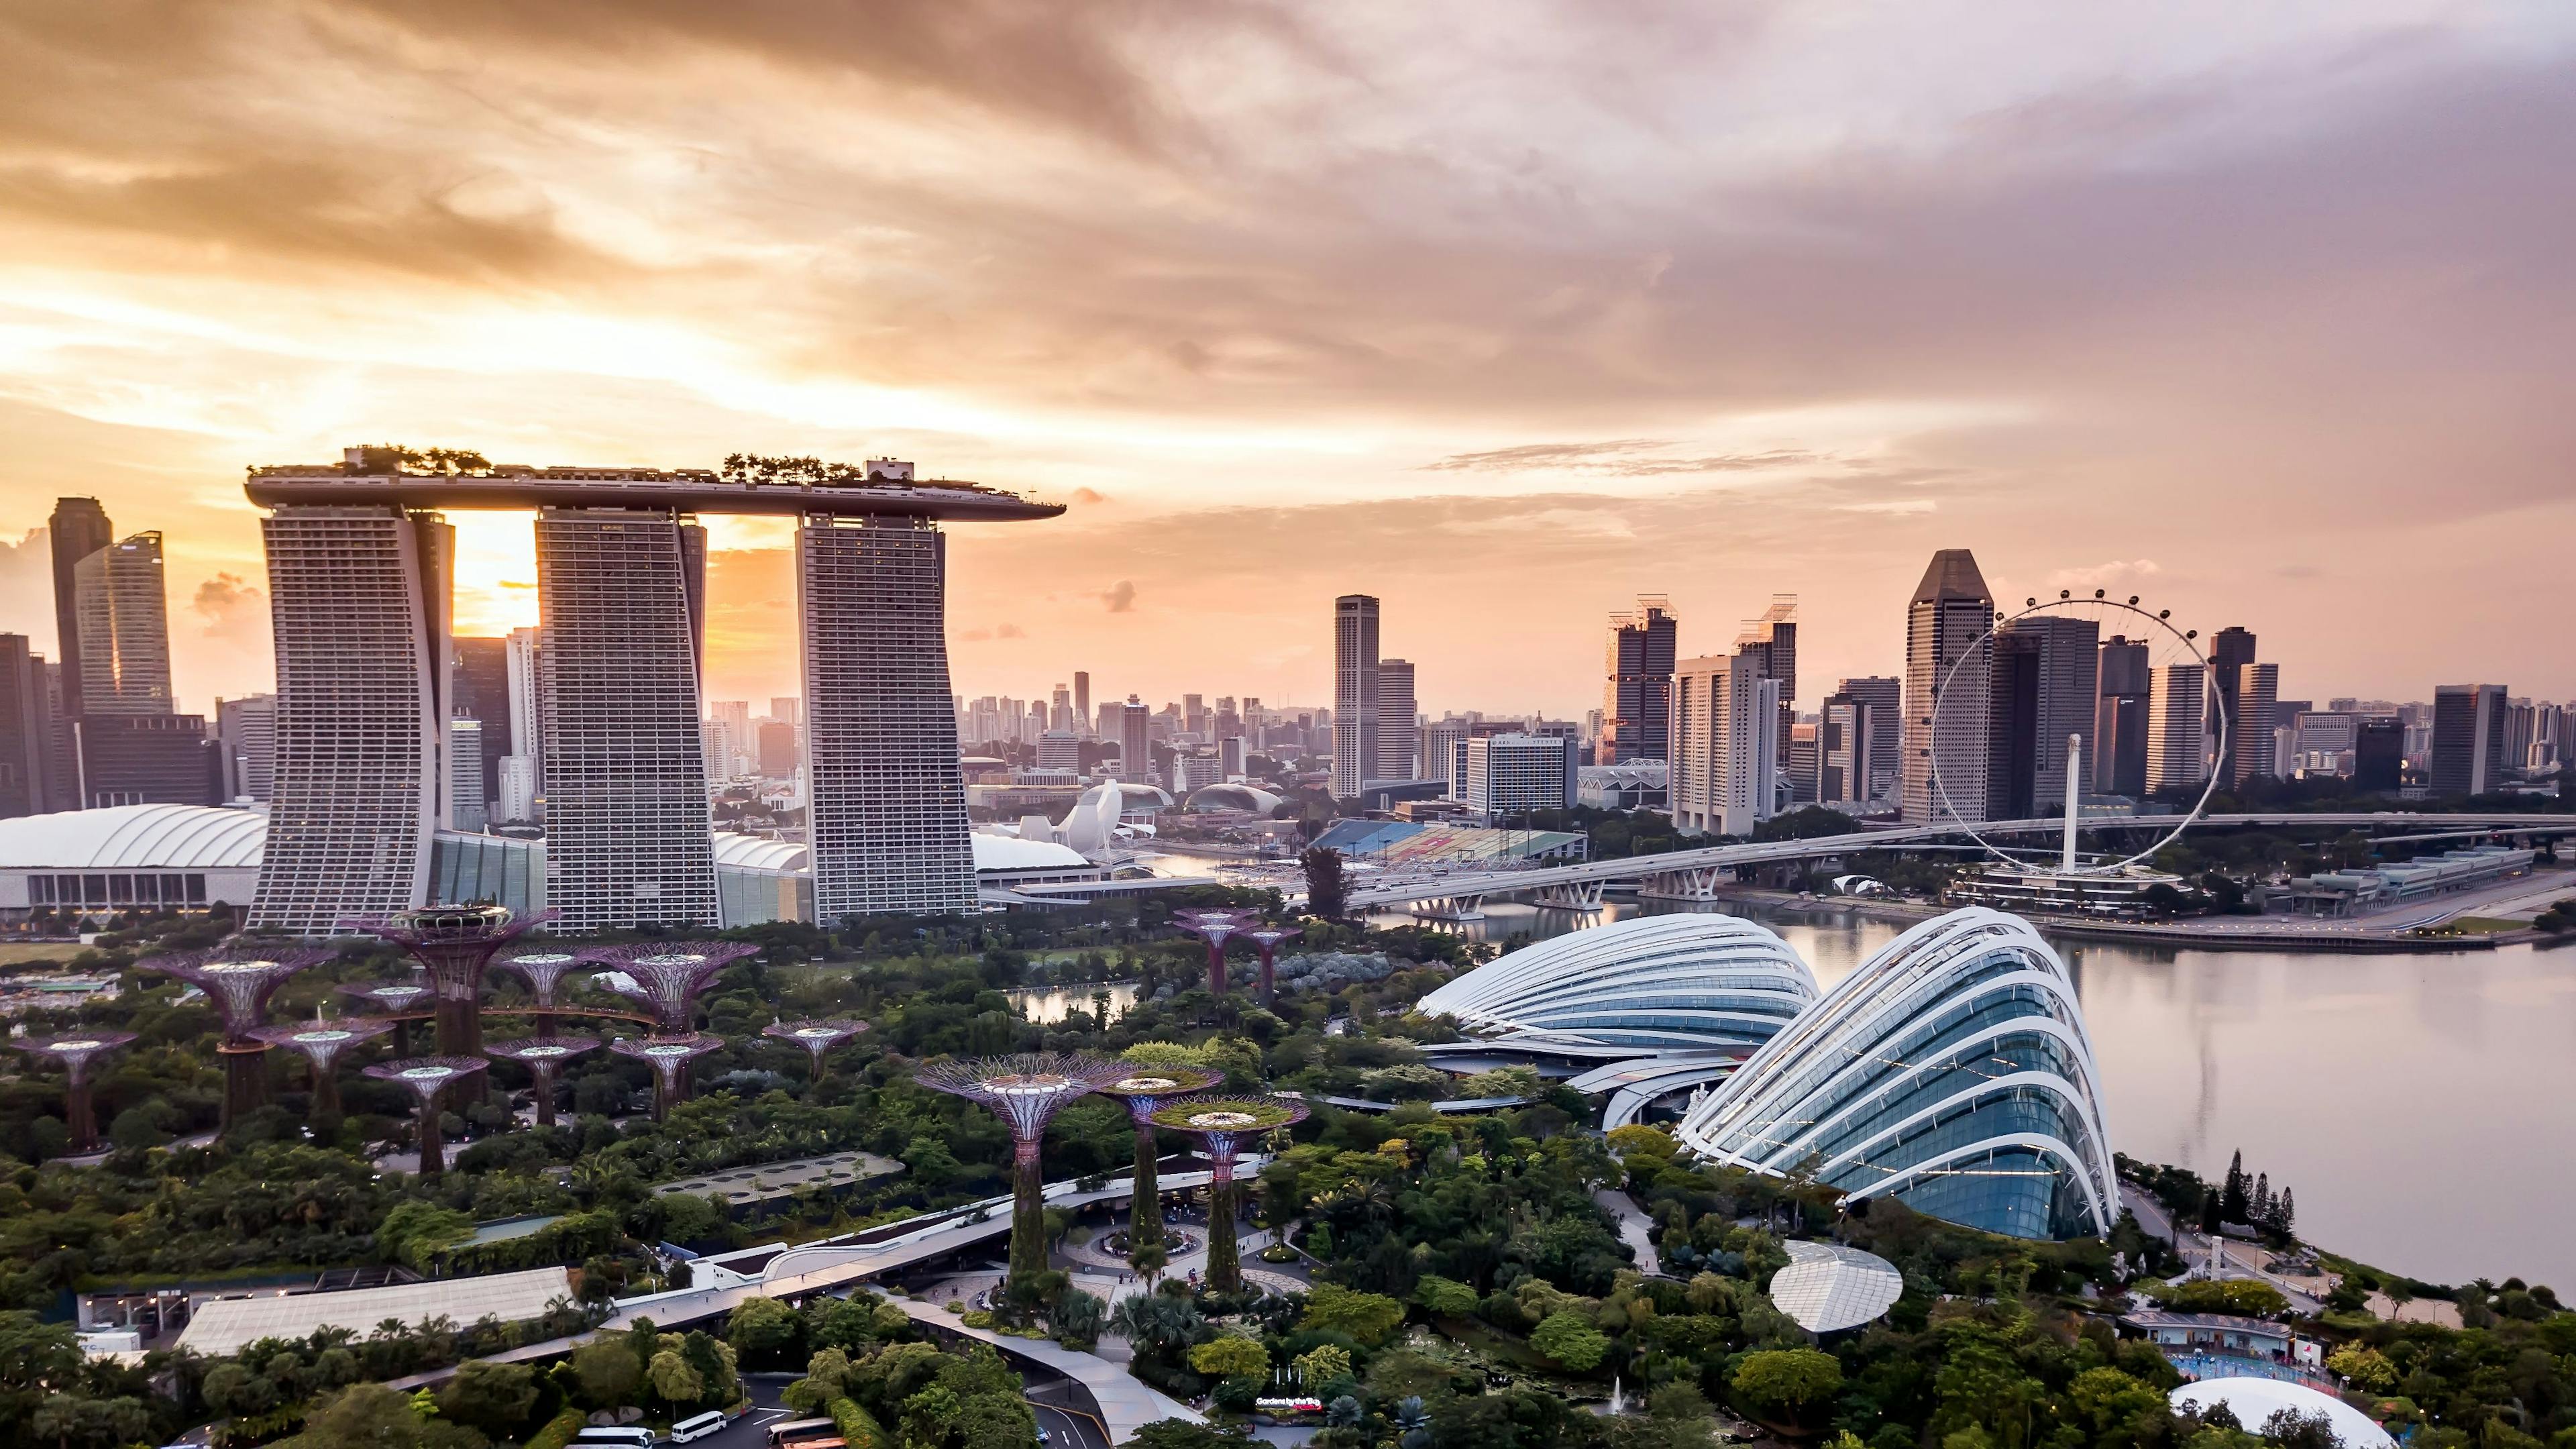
[244,450,1061,936]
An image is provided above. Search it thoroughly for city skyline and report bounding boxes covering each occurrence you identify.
[3,7,2574,714]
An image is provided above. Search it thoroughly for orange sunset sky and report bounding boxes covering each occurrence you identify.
[1,2,2571,720]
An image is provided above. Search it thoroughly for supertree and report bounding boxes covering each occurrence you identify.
[362,1056,490,1177]
[1237,924,1303,1004]
[248,1016,392,1119]
[914,1053,1130,1286]
[11,1032,138,1152]
[344,906,557,1057]
[1091,1065,1224,1258]
[484,1036,602,1126]
[338,980,434,1056]
[1144,1092,1309,1293]
[1172,908,1259,996]
[493,951,588,1011]
[138,947,330,1127]
[760,1019,869,1091]
[576,943,759,1034]
[608,1034,724,1122]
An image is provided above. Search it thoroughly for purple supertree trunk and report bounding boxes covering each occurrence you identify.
[914,1053,1131,1286]
[1095,1066,1222,1254]
[345,907,557,1058]
[1240,926,1301,1004]
[14,1032,138,1152]
[494,951,587,1010]
[339,981,433,1057]
[760,1019,868,1091]
[362,1056,491,1177]
[608,1034,724,1121]
[1145,1093,1311,1293]
[139,947,330,1131]
[1173,909,1257,996]
[486,1036,604,1126]
[249,1018,393,1120]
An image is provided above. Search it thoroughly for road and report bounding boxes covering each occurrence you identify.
[2119,1184,2326,1313]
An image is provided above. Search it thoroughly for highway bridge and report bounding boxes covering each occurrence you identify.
[1334,811,2576,913]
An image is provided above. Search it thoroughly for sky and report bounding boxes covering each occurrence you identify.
[1,1,2571,720]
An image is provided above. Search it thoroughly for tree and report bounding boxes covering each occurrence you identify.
[2326,1346,2398,1393]
[1294,1346,1353,1386]
[1049,1289,1106,1348]
[1302,848,1348,920]
[1299,1284,1406,1346]
[1731,1349,1843,1428]
[570,1340,642,1407]
[1530,1311,1609,1372]
[436,1360,539,1440]
[1111,1293,1203,1354]
[1189,1336,1272,1380]
[648,1347,704,1405]
[286,1383,486,1448]
[727,1295,806,1369]
[1412,1276,1481,1318]
[1128,1421,1245,1449]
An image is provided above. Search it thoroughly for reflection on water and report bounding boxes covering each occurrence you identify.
[1368,898,2576,1289]
[1007,981,1142,1026]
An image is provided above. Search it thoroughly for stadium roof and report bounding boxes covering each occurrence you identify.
[0,804,265,869]
[2169,1381,2394,1448]
[1767,1240,1904,1334]
[176,1267,573,1356]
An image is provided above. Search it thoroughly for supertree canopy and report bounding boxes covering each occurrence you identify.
[1091,1065,1224,1257]
[1145,1092,1310,1293]
[361,1055,490,1177]
[484,1036,602,1126]
[1236,925,1303,1004]
[493,951,588,1010]
[345,906,558,1057]
[761,1019,869,1085]
[247,1016,392,1119]
[608,1034,724,1121]
[577,943,759,1034]
[914,1053,1130,1284]
[138,946,331,1128]
[12,1032,138,1152]
[338,979,434,1057]
[1172,908,1260,996]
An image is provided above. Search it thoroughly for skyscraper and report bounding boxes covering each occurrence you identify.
[1073,672,1091,737]
[1671,651,1780,837]
[2208,627,2258,786]
[1818,691,1876,806]
[1835,676,1901,802]
[2145,663,2208,796]
[2430,684,2509,798]
[538,508,719,932]
[72,532,175,716]
[799,518,979,920]
[1902,549,1994,824]
[2232,662,2279,790]
[216,694,276,802]
[2094,637,2151,797]
[501,625,542,814]
[1375,658,1419,780]
[46,498,113,724]
[1735,596,1799,761]
[1989,616,2099,819]
[756,719,800,777]
[1332,594,1381,798]
[2353,718,2404,792]
[451,636,513,806]
[1599,597,1677,765]
[1118,696,1151,785]
[448,718,488,832]
[252,506,453,934]
[0,636,60,819]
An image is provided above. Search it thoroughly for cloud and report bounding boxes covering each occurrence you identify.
[1100,580,1136,612]
[191,572,268,641]
[1421,441,1819,476]
[959,622,1028,641]
[1069,488,1108,504]
[1833,498,1938,516]
[2045,559,2164,590]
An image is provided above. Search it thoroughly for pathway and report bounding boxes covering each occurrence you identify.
[1594,1188,1670,1278]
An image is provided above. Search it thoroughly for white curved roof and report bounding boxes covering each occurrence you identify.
[0,804,268,869]
[712,832,808,871]
[1417,913,1817,1052]
[1768,1240,1904,1334]
[1185,783,1283,814]
[1675,906,2116,1241]
[2170,1381,2393,1448]
[969,833,1091,870]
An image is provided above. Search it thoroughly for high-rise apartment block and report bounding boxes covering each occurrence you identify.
[1835,676,1900,802]
[1036,729,1081,773]
[0,636,61,819]
[1375,658,1419,781]
[2231,662,2279,790]
[46,498,113,724]
[1672,651,1779,837]
[1735,596,1799,761]
[217,694,276,802]
[2145,662,2208,796]
[451,636,513,806]
[1117,697,1150,785]
[2208,627,2257,787]
[2094,637,2151,797]
[1988,616,2098,819]
[2430,684,2509,798]
[1461,733,1577,815]
[1901,549,1994,824]
[1599,597,1676,765]
[799,519,978,920]
[756,719,800,777]
[1817,690,1878,806]
[539,509,718,931]
[1332,594,1381,798]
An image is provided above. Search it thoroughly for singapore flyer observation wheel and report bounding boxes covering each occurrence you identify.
[1928,589,2225,874]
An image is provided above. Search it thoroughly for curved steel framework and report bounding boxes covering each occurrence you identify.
[1676,907,2116,1241]
[1172,909,1259,996]
[362,1055,491,1177]
[12,1031,138,1151]
[337,979,434,1056]
[914,1053,1129,1283]
[1236,926,1302,1004]
[248,1017,393,1118]
[139,947,332,1128]
[608,1033,725,1121]
[484,1036,603,1126]
[346,905,559,1055]
[494,951,588,1008]
[1416,912,1817,1053]
[1091,1065,1225,1256]
[1144,1093,1309,1293]
[577,942,759,1033]
[760,1019,869,1086]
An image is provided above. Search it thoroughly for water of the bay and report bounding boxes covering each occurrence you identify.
[1007,981,1143,1025]
[1360,896,2576,1291]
